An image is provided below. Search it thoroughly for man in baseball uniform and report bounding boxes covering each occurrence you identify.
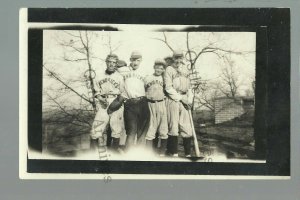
[90,54,125,153]
[144,59,168,155]
[164,50,194,157]
[108,51,150,150]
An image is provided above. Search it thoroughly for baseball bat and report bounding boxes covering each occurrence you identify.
[188,110,201,157]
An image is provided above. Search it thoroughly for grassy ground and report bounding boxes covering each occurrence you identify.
[193,110,255,159]
[43,109,255,159]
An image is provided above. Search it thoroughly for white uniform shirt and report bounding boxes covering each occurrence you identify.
[117,67,129,76]
[163,64,193,104]
[144,74,165,101]
[94,70,124,96]
[121,65,147,99]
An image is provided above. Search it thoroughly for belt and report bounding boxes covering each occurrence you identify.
[147,99,165,103]
[125,96,145,103]
[129,96,145,101]
[100,94,118,98]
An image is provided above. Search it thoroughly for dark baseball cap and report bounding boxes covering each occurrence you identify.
[117,60,127,68]
[106,54,119,61]
[164,56,173,60]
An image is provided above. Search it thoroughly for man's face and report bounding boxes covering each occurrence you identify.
[154,65,165,76]
[106,57,117,72]
[130,58,142,70]
[165,58,173,66]
[173,57,184,68]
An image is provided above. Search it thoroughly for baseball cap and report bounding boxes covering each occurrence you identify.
[173,50,184,58]
[154,58,166,67]
[106,53,119,61]
[130,51,142,59]
[164,56,173,60]
[117,60,127,68]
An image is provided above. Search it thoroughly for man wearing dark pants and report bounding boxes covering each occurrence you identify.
[124,96,150,147]
[109,51,150,150]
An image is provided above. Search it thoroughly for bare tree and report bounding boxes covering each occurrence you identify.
[217,59,240,98]
[104,32,123,54]
[152,32,253,110]
[54,30,99,111]
[43,30,122,133]
[193,81,222,112]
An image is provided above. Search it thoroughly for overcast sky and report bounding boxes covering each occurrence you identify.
[43,25,255,110]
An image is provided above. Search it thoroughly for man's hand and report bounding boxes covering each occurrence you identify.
[95,96,109,109]
[101,101,109,109]
[180,99,192,110]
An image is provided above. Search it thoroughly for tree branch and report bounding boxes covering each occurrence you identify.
[62,30,81,38]
[45,92,92,127]
[63,54,87,62]
[43,65,92,104]
[58,41,86,54]
[151,32,174,52]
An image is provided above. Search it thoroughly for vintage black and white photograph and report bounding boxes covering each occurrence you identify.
[41,28,257,162]
[20,8,290,178]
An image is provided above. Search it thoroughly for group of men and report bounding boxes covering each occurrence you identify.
[90,50,194,157]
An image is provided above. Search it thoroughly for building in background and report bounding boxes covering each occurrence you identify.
[214,96,254,124]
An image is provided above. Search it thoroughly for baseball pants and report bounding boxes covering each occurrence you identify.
[90,97,125,140]
[165,98,193,138]
[146,100,168,140]
[124,97,150,146]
